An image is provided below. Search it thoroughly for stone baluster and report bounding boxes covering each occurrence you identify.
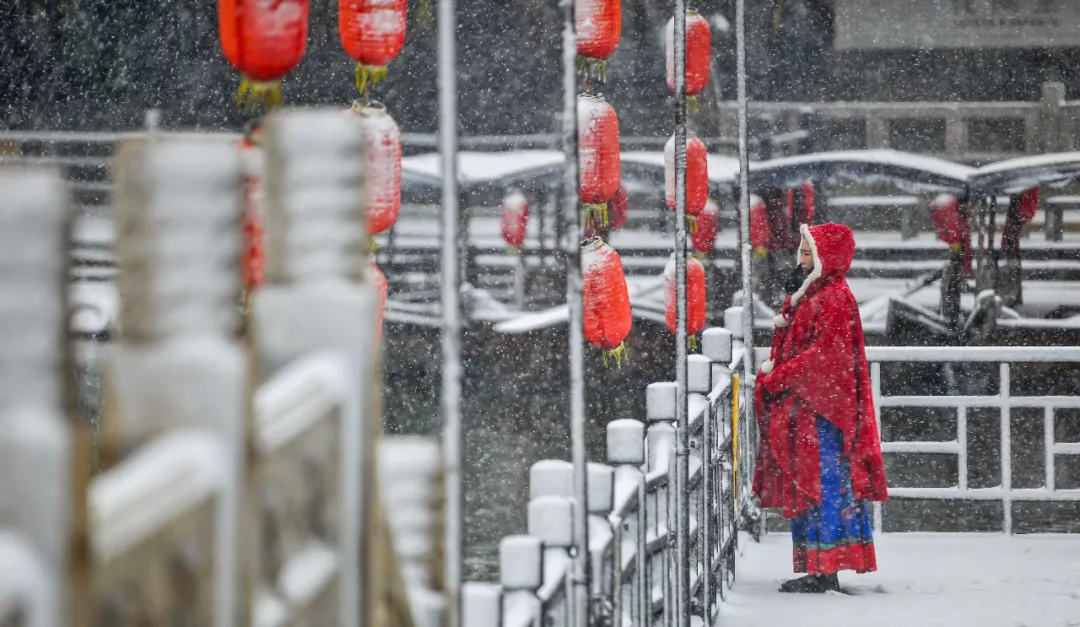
[0,168,72,627]
[527,496,576,627]
[605,419,647,627]
[499,535,543,627]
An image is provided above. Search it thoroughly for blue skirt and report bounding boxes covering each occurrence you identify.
[790,416,877,574]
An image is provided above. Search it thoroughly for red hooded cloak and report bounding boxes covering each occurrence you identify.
[753,222,889,519]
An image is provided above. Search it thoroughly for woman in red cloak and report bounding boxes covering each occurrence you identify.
[753,222,889,594]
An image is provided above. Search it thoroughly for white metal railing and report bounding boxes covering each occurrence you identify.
[754,345,1080,535]
[463,323,760,627]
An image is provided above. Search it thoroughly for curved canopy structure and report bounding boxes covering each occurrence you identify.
[969,152,1080,195]
[746,149,975,194]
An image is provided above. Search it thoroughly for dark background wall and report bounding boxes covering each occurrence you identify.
[3,0,1079,134]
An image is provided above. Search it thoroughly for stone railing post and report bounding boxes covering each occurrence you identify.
[499,535,543,627]
[530,459,574,500]
[527,496,576,627]
[258,108,376,627]
[107,137,246,627]
[644,381,677,623]
[1040,81,1066,154]
[0,168,72,627]
[463,582,503,627]
[605,419,647,627]
[586,462,614,621]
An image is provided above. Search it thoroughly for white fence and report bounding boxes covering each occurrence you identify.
[755,345,1080,535]
[464,325,759,627]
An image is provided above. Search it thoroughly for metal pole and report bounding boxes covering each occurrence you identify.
[438,0,464,625]
[561,1,590,625]
[673,3,691,627]
[735,0,757,425]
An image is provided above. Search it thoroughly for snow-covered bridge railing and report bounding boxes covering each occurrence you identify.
[753,345,1080,534]
[463,323,757,627]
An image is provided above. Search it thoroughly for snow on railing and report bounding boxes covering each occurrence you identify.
[463,321,760,627]
[754,345,1080,534]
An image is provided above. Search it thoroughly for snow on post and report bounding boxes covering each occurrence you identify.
[461,582,502,627]
[687,354,712,394]
[606,419,645,466]
[529,459,575,500]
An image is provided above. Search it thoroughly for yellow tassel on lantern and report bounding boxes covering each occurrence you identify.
[753,246,769,260]
[688,215,698,233]
[582,202,609,228]
[688,95,700,113]
[236,78,283,113]
[356,64,389,97]
[601,342,629,369]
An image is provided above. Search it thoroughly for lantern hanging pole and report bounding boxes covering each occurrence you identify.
[672,2,692,627]
[561,1,591,626]
[735,0,757,423]
[438,0,464,625]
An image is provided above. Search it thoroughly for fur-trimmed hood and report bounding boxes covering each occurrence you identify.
[791,222,856,306]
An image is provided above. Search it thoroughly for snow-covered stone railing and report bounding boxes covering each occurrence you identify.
[252,351,354,626]
[754,345,1080,534]
[463,322,758,627]
[91,135,247,627]
[0,168,73,627]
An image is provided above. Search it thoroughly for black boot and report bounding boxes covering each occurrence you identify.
[779,574,841,594]
[778,574,824,593]
[818,573,841,593]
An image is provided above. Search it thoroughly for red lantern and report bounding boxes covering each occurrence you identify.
[352,104,401,237]
[692,198,720,254]
[219,0,309,108]
[1018,187,1039,225]
[801,180,816,224]
[931,194,966,246]
[607,185,629,229]
[665,11,711,98]
[579,94,621,225]
[239,133,266,294]
[664,255,707,342]
[501,191,529,250]
[582,239,632,367]
[750,194,771,259]
[339,0,408,93]
[369,260,388,346]
[665,134,709,220]
[577,0,621,62]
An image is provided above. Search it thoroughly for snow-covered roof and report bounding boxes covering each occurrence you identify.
[748,149,975,193]
[969,152,1080,194]
[402,149,742,195]
[402,150,565,191]
[620,151,741,185]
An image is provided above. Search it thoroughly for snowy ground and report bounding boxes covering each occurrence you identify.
[719,532,1080,627]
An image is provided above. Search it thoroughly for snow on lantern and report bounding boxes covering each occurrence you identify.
[664,254,707,348]
[665,11,711,109]
[579,94,621,226]
[501,191,529,251]
[339,0,408,95]
[219,0,309,110]
[607,184,629,230]
[353,103,401,239]
[369,259,389,347]
[691,198,720,256]
[239,122,266,307]
[665,133,709,228]
[583,238,632,367]
[750,193,771,259]
[576,0,621,81]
